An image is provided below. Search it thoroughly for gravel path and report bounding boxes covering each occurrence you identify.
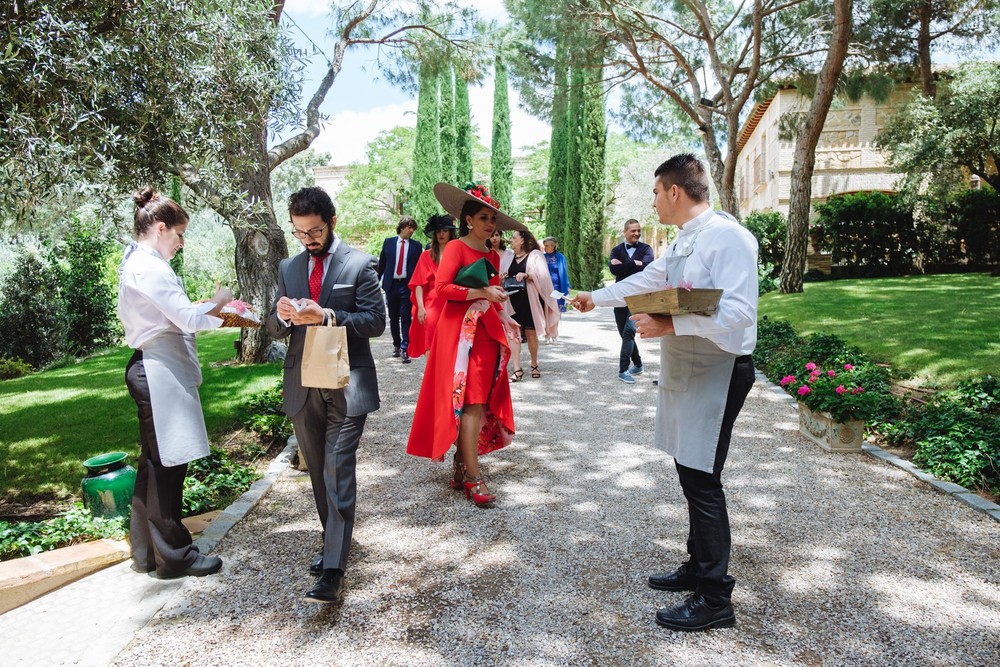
[114,310,1000,667]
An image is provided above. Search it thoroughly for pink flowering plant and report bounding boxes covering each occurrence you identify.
[779,361,879,422]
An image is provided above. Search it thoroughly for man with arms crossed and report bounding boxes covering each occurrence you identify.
[268,187,386,604]
[573,154,757,631]
[608,218,654,383]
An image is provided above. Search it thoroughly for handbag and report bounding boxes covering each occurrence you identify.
[502,276,525,294]
[301,320,351,389]
[454,257,498,288]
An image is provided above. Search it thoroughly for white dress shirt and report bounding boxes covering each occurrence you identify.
[593,209,758,355]
[118,243,222,349]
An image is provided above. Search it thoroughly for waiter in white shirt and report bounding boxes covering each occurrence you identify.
[573,154,758,632]
[118,187,233,579]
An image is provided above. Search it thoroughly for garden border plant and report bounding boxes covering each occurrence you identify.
[756,317,1000,496]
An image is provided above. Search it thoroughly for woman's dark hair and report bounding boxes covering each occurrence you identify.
[486,230,507,252]
[513,229,540,254]
[396,216,417,234]
[458,200,490,237]
[133,187,188,238]
[289,186,336,223]
[427,215,457,264]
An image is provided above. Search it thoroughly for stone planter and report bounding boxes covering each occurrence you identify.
[798,404,864,452]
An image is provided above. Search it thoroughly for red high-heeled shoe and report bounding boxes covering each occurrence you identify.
[449,454,466,491]
[463,475,496,506]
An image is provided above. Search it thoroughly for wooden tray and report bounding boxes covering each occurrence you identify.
[625,288,722,315]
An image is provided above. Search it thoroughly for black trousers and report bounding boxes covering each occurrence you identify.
[614,306,642,373]
[291,386,366,572]
[385,280,412,352]
[125,351,198,576]
[674,355,755,606]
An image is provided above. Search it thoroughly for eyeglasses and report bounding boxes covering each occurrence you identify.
[291,225,328,239]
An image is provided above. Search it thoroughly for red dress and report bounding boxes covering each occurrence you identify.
[406,250,441,359]
[406,240,515,461]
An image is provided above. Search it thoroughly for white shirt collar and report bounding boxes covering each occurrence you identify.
[676,208,716,237]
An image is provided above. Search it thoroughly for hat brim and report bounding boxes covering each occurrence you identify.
[433,182,528,233]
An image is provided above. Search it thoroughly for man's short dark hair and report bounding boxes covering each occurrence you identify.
[624,218,640,231]
[654,154,710,203]
[396,216,417,234]
[288,187,336,223]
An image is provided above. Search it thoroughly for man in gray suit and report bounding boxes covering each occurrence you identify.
[267,187,386,604]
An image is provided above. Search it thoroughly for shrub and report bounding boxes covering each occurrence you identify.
[0,503,127,561]
[0,246,69,368]
[743,211,787,277]
[182,448,260,516]
[813,192,918,276]
[241,381,293,444]
[0,356,32,380]
[946,189,1000,265]
[61,217,119,356]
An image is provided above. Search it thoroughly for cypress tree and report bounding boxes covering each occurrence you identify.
[439,64,457,185]
[562,62,584,287]
[454,71,473,185]
[490,53,513,211]
[577,63,607,290]
[411,61,442,225]
[545,37,570,242]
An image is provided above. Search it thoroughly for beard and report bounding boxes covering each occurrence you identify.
[307,227,334,256]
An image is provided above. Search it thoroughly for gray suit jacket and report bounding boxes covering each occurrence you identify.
[267,243,386,418]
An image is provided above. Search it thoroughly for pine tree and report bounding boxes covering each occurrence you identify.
[439,64,457,185]
[454,71,474,185]
[545,38,570,242]
[490,53,514,211]
[411,61,442,225]
[562,63,584,287]
[577,63,607,290]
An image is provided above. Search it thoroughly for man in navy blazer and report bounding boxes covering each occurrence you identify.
[267,187,386,604]
[609,218,655,383]
[376,216,421,363]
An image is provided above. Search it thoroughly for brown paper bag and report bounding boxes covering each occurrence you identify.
[301,323,350,389]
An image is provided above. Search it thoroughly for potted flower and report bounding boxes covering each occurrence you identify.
[780,362,874,452]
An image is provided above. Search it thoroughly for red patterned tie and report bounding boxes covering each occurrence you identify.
[395,239,405,277]
[309,253,328,302]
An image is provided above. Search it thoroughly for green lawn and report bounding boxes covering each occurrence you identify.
[0,330,281,509]
[759,273,1000,385]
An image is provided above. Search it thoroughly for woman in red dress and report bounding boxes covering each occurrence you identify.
[406,183,528,505]
[406,214,457,359]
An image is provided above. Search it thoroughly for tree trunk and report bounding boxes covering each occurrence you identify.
[701,125,738,216]
[917,1,935,97]
[780,0,852,294]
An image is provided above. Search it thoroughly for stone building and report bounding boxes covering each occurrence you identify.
[735,85,911,219]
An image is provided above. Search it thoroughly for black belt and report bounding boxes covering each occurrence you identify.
[392,277,408,283]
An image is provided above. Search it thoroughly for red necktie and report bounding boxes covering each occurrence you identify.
[309,253,328,302]
[395,239,406,277]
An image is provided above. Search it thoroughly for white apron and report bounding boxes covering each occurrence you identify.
[654,232,737,473]
[141,330,210,467]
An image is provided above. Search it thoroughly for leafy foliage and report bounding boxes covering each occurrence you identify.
[0,503,126,561]
[743,211,787,278]
[0,246,69,368]
[454,72,474,185]
[410,61,443,226]
[576,64,608,291]
[0,356,32,380]
[61,217,119,355]
[182,448,261,517]
[491,53,514,212]
[242,382,293,444]
[812,192,918,275]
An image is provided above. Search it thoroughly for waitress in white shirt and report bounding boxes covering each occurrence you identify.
[573,154,758,633]
[118,187,232,579]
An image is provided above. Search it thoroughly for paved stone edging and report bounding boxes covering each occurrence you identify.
[755,370,1000,524]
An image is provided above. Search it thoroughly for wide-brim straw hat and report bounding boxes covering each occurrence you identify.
[433,182,528,233]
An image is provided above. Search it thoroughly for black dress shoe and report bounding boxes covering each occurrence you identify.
[392,346,401,358]
[648,563,696,592]
[401,353,411,364]
[655,594,736,631]
[309,553,324,575]
[158,554,223,579]
[304,569,344,604]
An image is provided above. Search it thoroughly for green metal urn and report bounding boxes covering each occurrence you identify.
[81,452,136,519]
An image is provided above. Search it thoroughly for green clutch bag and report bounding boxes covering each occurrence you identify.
[454,257,498,288]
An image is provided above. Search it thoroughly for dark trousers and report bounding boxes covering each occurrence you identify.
[614,306,642,373]
[125,351,198,576]
[385,280,412,352]
[291,387,366,572]
[674,355,755,606]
